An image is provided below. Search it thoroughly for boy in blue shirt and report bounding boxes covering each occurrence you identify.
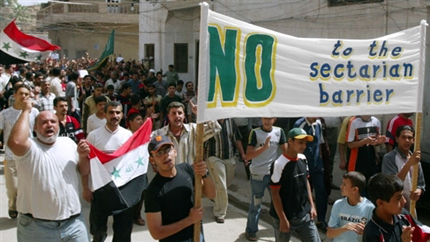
[327,171,374,241]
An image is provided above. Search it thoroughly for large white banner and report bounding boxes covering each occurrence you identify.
[197,3,426,123]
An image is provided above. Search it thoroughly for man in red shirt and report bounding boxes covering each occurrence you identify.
[54,97,84,143]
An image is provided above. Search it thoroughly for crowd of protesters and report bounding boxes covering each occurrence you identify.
[0,56,427,242]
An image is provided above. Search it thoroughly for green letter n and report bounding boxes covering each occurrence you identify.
[207,26,240,108]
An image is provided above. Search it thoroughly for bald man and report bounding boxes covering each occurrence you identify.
[8,106,89,242]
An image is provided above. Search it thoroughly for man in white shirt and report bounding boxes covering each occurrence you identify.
[104,71,123,93]
[0,84,39,219]
[8,101,88,241]
[86,95,107,134]
[0,65,10,109]
[49,67,63,97]
[79,101,134,242]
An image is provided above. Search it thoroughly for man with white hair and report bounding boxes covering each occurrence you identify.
[8,101,88,241]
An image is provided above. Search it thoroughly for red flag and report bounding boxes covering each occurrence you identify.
[0,20,60,64]
[88,118,152,215]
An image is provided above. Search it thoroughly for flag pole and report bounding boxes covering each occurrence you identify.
[410,20,427,218]
[410,112,422,218]
[194,2,210,240]
[194,124,204,241]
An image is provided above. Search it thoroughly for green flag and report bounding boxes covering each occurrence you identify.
[88,29,114,71]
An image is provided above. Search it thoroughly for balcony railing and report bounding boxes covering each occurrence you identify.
[37,2,139,20]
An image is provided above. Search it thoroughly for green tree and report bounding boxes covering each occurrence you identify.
[10,3,30,23]
[0,0,17,7]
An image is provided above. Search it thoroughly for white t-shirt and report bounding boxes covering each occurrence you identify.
[104,79,123,93]
[66,81,79,111]
[0,107,39,160]
[50,76,64,97]
[0,73,9,93]
[87,114,106,134]
[14,137,81,220]
[87,125,132,153]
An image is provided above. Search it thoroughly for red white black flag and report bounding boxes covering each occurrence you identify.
[88,118,151,214]
[0,20,60,65]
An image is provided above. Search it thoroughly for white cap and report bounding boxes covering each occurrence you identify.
[149,69,155,73]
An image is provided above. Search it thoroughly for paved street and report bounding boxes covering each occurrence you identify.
[0,154,283,242]
[1,151,428,242]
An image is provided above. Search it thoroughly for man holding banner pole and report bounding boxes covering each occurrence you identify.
[145,135,215,241]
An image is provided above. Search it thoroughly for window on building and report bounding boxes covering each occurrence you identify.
[174,43,188,73]
[144,44,155,69]
[106,0,120,13]
[328,0,383,7]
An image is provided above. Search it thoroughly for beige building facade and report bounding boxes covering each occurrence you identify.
[37,0,139,60]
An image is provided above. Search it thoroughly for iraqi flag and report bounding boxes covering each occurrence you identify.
[88,118,152,215]
[0,20,60,65]
[404,214,430,242]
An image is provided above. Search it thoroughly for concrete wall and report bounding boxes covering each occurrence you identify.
[49,24,138,60]
[139,0,427,83]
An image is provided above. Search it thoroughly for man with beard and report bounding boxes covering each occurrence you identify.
[8,102,89,242]
[0,84,39,219]
[78,101,134,242]
[54,97,84,144]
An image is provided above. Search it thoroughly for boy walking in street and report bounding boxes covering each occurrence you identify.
[245,117,287,241]
[327,172,374,241]
[269,128,319,242]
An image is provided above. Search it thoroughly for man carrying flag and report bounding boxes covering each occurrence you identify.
[78,101,148,242]
[0,20,60,64]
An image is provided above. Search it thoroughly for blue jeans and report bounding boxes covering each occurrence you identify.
[272,214,320,242]
[309,167,328,223]
[17,213,89,242]
[245,174,271,236]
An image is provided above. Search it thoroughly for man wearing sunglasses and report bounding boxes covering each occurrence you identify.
[145,135,216,242]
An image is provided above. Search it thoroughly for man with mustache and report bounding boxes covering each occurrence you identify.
[0,84,39,219]
[78,101,135,242]
[7,98,89,241]
[54,97,84,144]
[152,101,221,165]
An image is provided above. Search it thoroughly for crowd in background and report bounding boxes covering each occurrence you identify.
[0,57,427,242]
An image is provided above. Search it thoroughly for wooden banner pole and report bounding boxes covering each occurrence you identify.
[410,112,422,218]
[194,123,204,241]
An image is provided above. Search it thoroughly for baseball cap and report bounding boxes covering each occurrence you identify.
[148,135,174,154]
[287,128,314,142]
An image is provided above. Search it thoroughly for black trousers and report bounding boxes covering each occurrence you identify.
[90,200,133,242]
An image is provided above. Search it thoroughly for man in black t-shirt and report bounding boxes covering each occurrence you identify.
[145,135,215,242]
[269,128,320,242]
